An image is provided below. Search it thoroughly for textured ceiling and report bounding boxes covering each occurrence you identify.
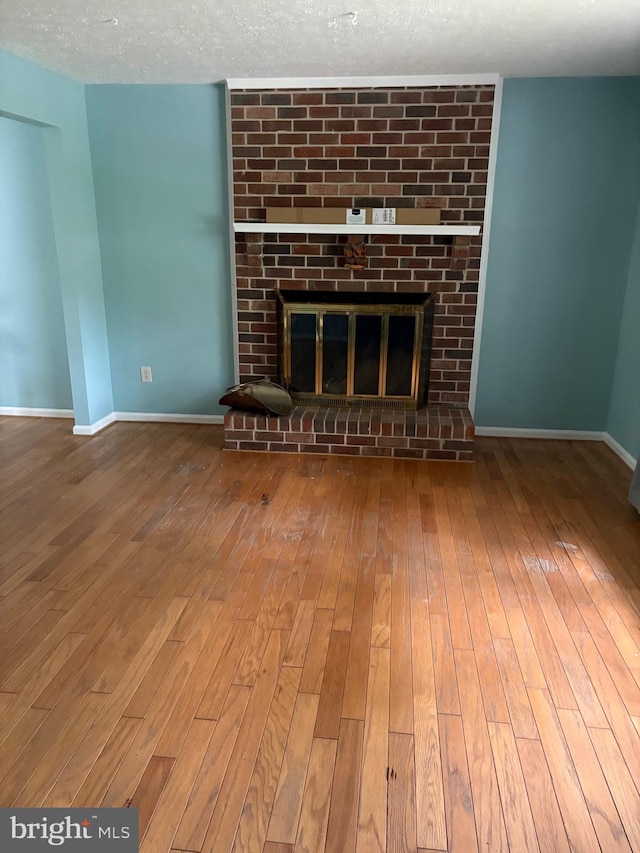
[1,1,639,84]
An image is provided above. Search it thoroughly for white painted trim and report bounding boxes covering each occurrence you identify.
[72,412,117,436]
[226,80,241,386]
[234,222,480,236]
[475,426,607,441]
[0,406,74,418]
[72,412,224,436]
[468,75,503,416]
[602,433,637,470]
[227,74,501,90]
[113,412,225,425]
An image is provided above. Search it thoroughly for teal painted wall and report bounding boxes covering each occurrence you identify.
[607,204,640,460]
[85,84,233,416]
[475,78,640,435]
[0,50,113,426]
[0,116,72,409]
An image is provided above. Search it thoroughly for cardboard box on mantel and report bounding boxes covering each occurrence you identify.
[265,207,441,226]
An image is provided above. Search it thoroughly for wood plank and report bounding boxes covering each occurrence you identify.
[453,473,511,641]
[235,622,272,687]
[293,737,337,853]
[572,630,640,783]
[316,470,358,612]
[101,599,229,806]
[325,718,363,853]
[123,640,183,719]
[371,572,391,649]
[314,630,351,740]
[557,708,631,852]
[431,482,473,650]
[298,608,334,694]
[196,619,252,721]
[0,562,126,697]
[174,685,251,851]
[454,649,508,852]
[34,594,152,706]
[68,717,143,807]
[27,595,186,804]
[588,725,640,851]
[527,688,600,851]
[439,713,478,852]
[283,600,316,668]
[516,737,570,853]
[0,691,18,714]
[298,458,344,604]
[232,667,301,853]
[387,732,417,853]
[5,691,107,806]
[389,550,414,735]
[332,486,366,633]
[154,610,239,756]
[410,566,446,850]
[140,717,216,851]
[509,542,610,729]
[0,708,50,787]
[341,551,376,720]
[430,614,460,716]
[127,755,175,839]
[168,566,224,643]
[493,637,538,739]
[476,484,579,712]
[487,721,539,852]
[355,646,390,853]
[199,629,289,853]
[374,462,394,578]
[267,692,319,844]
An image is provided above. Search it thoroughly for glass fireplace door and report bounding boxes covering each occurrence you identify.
[278,290,435,409]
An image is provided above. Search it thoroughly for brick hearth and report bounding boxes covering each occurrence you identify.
[225,81,495,459]
[224,405,474,461]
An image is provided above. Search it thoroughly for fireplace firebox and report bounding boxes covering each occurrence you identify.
[276,290,435,409]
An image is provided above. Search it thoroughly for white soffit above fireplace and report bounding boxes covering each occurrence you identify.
[1,0,638,83]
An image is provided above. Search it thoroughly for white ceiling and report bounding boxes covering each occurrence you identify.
[1,1,639,84]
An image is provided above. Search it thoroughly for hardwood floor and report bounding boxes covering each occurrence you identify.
[1,415,639,852]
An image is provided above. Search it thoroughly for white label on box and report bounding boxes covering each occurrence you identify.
[346,208,366,225]
[372,208,396,225]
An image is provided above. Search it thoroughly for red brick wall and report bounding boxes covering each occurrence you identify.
[230,84,494,408]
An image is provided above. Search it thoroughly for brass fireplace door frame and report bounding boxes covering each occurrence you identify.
[279,295,435,409]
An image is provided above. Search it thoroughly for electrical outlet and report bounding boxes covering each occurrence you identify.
[140,366,152,383]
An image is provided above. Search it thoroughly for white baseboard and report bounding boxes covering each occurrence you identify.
[602,433,637,470]
[113,412,225,426]
[0,406,74,418]
[474,426,606,441]
[73,412,117,436]
[72,411,224,436]
[475,426,636,470]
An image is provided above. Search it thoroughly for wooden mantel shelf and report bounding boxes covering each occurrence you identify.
[233,222,481,237]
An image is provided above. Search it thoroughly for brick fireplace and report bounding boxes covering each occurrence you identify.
[224,80,495,460]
